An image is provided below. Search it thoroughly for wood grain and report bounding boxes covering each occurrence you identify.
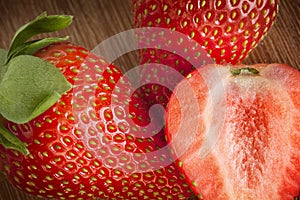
[0,0,299,199]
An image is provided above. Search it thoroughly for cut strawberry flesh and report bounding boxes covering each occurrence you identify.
[166,64,300,199]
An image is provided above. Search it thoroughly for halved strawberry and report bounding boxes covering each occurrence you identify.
[0,14,196,199]
[165,64,300,199]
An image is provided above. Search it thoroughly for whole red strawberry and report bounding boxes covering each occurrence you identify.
[133,0,279,65]
[0,13,196,199]
[132,0,279,111]
[165,64,300,199]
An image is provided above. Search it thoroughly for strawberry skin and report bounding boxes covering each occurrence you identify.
[0,42,195,199]
[133,0,279,64]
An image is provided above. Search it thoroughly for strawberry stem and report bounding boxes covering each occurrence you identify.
[231,67,259,76]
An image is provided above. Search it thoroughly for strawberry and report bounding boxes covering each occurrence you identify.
[165,64,300,199]
[0,13,196,199]
[132,0,279,112]
[133,0,279,65]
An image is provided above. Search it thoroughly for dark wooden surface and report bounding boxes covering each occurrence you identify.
[0,0,299,199]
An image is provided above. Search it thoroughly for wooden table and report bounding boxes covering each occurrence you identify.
[0,0,299,199]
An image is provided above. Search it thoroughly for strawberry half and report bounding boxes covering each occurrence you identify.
[0,14,196,199]
[165,64,300,199]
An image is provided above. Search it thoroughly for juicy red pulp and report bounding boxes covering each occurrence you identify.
[226,96,269,187]
[166,64,300,200]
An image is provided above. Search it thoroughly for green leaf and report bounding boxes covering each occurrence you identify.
[0,55,72,124]
[7,36,69,60]
[0,124,29,155]
[0,49,6,66]
[7,12,72,61]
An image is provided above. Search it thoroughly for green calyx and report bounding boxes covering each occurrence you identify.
[0,12,73,155]
[230,67,260,76]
